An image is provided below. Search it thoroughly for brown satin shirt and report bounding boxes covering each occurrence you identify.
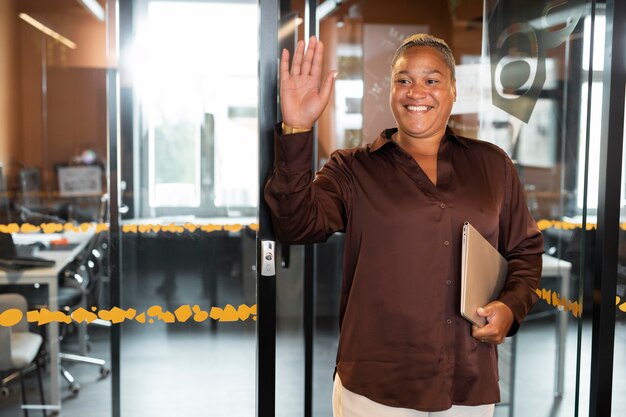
[264,124,544,411]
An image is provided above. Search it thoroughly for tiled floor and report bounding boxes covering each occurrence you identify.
[1,316,624,417]
[2,237,624,417]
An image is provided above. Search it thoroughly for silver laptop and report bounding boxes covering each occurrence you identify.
[460,222,508,327]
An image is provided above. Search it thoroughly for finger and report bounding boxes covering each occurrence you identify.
[310,39,325,78]
[475,335,496,344]
[300,36,317,76]
[472,328,486,339]
[280,48,291,81]
[291,40,305,76]
[319,71,337,105]
[474,331,493,343]
[476,306,489,317]
[471,327,485,339]
[472,323,497,338]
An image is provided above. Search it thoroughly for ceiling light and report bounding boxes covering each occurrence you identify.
[19,13,77,49]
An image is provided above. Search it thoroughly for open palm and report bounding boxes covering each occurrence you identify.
[280,36,336,130]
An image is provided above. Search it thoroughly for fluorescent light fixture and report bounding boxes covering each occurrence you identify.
[19,13,78,49]
[77,0,105,22]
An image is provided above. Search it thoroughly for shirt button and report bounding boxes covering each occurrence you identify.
[443,240,450,246]
[440,203,446,209]
[446,319,452,325]
[446,280,452,285]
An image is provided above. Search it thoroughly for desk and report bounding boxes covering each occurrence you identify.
[541,253,572,397]
[122,217,257,326]
[0,231,92,414]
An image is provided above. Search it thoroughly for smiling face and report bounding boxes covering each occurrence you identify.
[390,46,456,144]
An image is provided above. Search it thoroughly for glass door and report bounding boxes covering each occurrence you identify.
[116,1,260,415]
[308,1,603,416]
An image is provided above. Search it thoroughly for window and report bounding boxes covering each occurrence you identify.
[577,14,604,210]
[576,13,626,212]
[136,0,258,217]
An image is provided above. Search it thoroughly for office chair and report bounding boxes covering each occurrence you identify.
[58,232,111,393]
[0,293,47,417]
[56,232,111,394]
[21,232,111,394]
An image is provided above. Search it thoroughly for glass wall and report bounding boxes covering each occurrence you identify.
[118,1,260,416]
[615,179,626,411]
[2,0,624,416]
[613,2,626,415]
[312,0,600,416]
[482,1,595,415]
[0,0,112,416]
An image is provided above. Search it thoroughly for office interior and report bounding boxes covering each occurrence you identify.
[0,0,624,416]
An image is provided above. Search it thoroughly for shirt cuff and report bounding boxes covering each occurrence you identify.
[274,123,314,173]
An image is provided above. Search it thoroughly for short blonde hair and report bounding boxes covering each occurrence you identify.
[390,34,456,80]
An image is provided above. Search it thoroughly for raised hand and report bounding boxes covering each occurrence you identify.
[280,36,337,130]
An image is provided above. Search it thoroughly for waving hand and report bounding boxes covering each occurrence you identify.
[280,36,337,130]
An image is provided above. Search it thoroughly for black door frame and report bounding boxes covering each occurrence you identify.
[589,0,625,416]
[257,1,279,416]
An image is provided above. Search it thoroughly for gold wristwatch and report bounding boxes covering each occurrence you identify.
[282,122,311,134]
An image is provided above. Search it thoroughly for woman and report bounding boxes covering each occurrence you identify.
[265,34,543,417]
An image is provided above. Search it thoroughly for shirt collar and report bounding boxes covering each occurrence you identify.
[367,125,469,153]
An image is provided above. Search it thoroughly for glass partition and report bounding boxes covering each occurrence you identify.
[2,0,624,416]
[614,11,626,417]
[615,172,626,413]
[118,0,260,415]
[615,241,626,414]
[313,1,599,416]
[482,1,595,415]
[0,0,112,415]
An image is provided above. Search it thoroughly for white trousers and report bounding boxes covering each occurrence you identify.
[332,375,495,417]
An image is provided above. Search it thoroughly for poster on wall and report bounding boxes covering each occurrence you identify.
[58,165,103,197]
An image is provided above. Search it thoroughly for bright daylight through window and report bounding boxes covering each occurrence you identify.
[137,1,258,213]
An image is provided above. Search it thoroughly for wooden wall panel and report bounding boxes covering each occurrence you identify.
[0,0,20,180]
